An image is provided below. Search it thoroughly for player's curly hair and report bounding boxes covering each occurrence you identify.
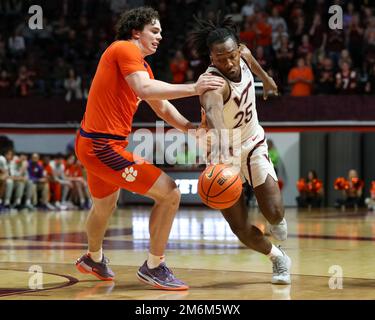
[115,6,160,40]
[188,15,239,59]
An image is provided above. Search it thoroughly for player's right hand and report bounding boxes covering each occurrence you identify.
[194,73,225,95]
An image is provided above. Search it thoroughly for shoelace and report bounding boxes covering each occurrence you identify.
[157,264,175,280]
[273,257,288,274]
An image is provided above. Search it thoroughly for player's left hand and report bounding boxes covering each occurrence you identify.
[262,75,278,100]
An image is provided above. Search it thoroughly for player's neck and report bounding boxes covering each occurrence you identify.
[128,39,147,58]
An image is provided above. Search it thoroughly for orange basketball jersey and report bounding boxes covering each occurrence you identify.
[81,40,154,137]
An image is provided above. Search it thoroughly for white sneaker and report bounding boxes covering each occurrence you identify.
[271,247,291,285]
[270,218,288,241]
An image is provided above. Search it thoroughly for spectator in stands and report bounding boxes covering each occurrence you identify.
[225,2,243,25]
[343,2,355,29]
[0,70,11,97]
[8,30,25,58]
[28,153,54,210]
[335,169,363,210]
[254,46,269,71]
[65,154,90,209]
[241,0,255,18]
[272,22,288,52]
[309,13,327,52]
[365,181,375,211]
[64,68,82,102]
[347,13,364,68]
[268,7,287,32]
[52,58,68,94]
[169,50,189,84]
[240,17,257,51]
[275,35,294,92]
[297,34,313,59]
[326,29,346,66]
[255,12,272,55]
[50,153,73,209]
[9,152,34,210]
[316,57,336,94]
[338,49,353,69]
[288,57,314,96]
[15,65,34,97]
[184,69,194,84]
[0,149,12,211]
[296,170,324,209]
[335,61,357,94]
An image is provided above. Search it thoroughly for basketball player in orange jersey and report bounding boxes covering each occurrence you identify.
[74,7,224,290]
[189,17,291,284]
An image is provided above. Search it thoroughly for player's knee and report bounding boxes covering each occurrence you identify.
[6,179,13,188]
[163,185,181,206]
[268,205,284,225]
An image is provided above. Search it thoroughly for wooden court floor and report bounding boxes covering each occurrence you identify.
[1,206,375,300]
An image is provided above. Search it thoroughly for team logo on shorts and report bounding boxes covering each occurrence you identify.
[122,167,138,182]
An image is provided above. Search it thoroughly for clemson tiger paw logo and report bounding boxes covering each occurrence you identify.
[122,167,138,182]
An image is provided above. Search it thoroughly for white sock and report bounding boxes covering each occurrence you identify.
[147,253,165,269]
[267,244,283,260]
[88,248,103,262]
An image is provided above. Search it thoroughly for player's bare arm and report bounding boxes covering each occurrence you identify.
[126,71,225,101]
[200,81,231,162]
[239,43,278,100]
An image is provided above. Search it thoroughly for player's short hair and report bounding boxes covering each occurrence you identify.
[115,6,160,40]
[188,16,239,60]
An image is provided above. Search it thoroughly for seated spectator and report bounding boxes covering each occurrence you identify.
[326,29,346,65]
[8,152,34,210]
[0,70,11,97]
[288,57,314,96]
[65,154,90,209]
[64,68,82,102]
[254,46,269,71]
[296,170,324,209]
[335,61,357,94]
[169,50,188,84]
[15,65,34,97]
[316,57,336,94]
[28,153,54,210]
[50,154,73,209]
[0,149,12,211]
[334,169,363,210]
[365,181,375,211]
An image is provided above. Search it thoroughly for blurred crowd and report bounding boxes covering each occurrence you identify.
[0,148,91,212]
[1,0,375,100]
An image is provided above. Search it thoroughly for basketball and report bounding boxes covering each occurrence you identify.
[198,164,243,209]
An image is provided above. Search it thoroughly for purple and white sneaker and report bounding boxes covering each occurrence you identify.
[137,261,189,291]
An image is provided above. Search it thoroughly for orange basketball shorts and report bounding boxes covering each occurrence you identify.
[75,128,162,199]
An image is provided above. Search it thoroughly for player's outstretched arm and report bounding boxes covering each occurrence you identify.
[126,72,225,101]
[239,43,278,100]
[200,83,231,163]
[146,99,196,133]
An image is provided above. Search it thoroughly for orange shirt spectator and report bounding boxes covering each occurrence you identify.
[240,19,257,51]
[256,13,272,47]
[288,58,314,96]
[170,50,189,84]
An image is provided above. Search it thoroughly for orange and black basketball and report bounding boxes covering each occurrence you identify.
[198,164,243,209]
